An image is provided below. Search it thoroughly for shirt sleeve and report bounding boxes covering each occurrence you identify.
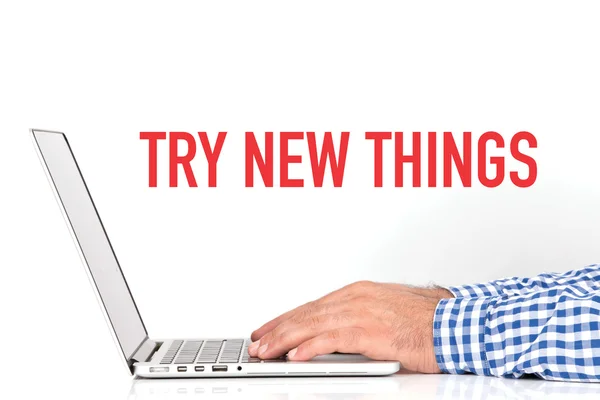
[433,283,600,382]
[447,264,600,299]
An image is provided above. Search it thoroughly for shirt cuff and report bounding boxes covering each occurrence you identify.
[433,296,493,375]
[447,281,504,299]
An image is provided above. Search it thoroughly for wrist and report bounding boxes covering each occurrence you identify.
[430,286,454,300]
[398,284,453,300]
[405,296,444,373]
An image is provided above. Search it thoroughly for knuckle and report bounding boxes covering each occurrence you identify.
[353,280,374,290]
[297,342,311,356]
[304,301,317,312]
[327,329,341,341]
[262,329,277,344]
[349,281,362,289]
[345,329,362,346]
[307,315,322,329]
[265,329,290,351]
[314,302,334,315]
[291,310,307,324]
[332,312,352,324]
[277,330,292,345]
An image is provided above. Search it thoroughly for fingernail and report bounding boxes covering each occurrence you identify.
[288,348,297,359]
[258,343,269,357]
[248,341,260,356]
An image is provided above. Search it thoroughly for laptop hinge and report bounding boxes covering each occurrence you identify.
[130,338,159,365]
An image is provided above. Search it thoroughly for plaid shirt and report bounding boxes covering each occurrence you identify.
[433,264,600,382]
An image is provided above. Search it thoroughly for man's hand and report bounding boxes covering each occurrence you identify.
[248,281,453,373]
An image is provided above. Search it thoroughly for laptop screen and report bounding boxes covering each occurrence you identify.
[32,130,147,362]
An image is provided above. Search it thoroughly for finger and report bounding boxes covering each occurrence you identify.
[250,282,366,342]
[250,306,301,342]
[249,302,316,357]
[250,300,344,356]
[257,311,357,359]
[286,328,366,361]
[255,301,346,354]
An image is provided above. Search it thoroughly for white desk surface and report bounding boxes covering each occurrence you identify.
[9,369,599,399]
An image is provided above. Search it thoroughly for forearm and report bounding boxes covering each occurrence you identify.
[434,286,600,382]
[448,264,600,298]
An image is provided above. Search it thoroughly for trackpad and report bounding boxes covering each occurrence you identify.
[309,353,373,363]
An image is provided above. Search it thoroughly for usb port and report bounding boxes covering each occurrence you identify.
[195,366,205,372]
[212,365,228,372]
[177,366,187,372]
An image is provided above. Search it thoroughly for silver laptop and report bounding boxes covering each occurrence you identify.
[31,129,400,378]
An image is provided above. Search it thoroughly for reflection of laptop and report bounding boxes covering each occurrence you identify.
[32,129,400,378]
[128,376,402,398]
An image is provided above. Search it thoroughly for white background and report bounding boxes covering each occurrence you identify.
[1,1,599,399]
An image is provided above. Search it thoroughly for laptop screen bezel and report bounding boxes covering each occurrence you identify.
[31,129,149,372]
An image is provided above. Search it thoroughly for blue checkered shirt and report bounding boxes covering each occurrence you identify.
[433,264,600,382]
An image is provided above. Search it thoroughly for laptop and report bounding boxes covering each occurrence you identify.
[31,129,401,378]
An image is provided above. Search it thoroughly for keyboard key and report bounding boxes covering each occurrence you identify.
[161,340,184,364]
[217,340,244,363]
[196,340,225,364]
[174,340,203,364]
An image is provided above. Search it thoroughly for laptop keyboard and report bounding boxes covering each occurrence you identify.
[160,339,265,364]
